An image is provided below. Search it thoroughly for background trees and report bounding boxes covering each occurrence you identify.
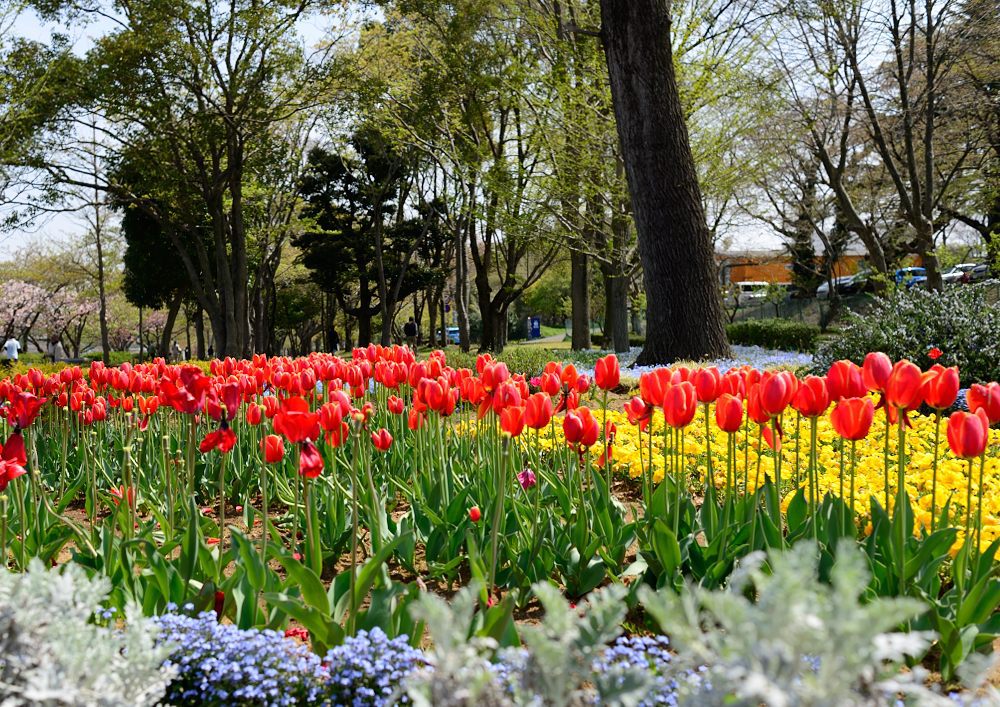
[1,0,997,361]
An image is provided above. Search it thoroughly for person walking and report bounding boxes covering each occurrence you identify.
[2,335,20,368]
[403,317,418,349]
[46,336,66,363]
[171,340,182,363]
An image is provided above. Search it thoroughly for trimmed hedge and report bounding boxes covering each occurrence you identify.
[725,319,821,353]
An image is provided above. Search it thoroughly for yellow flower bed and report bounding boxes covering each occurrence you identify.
[487,400,1000,546]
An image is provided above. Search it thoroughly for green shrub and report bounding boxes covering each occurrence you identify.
[725,319,821,352]
[813,282,1000,384]
[83,350,136,366]
[441,347,602,376]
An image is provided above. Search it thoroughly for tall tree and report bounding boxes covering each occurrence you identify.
[599,0,730,364]
[5,0,338,356]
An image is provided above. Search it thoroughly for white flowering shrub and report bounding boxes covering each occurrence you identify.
[814,282,1000,384]
[402,582,651,707]
[638,541,964,706]
[0,560,174,707]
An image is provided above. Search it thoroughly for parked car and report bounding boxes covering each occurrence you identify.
[942,263,980,284]
[724,281,770,307]
[816,275,856,299]
[438,326,460,345]
[965,264,991,283]
[895,267,926,288]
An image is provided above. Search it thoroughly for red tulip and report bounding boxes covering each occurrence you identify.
[885,360,923,410]
[692,367,722,404]
[245,403,263,426]
[468,506,481,522]
[967,382,1000,424]
[2,432,26,466]
[663,381,697,428]
[561,363,580,390]
[563,407,600,449]
[746,385,770,425]
[714,393,743,433]
[862,352,892,393]
[387,395,405,415]
[500,406,525,437]
[371,428,393,452]
[639,369,671,408]
[298,440,324,478]
[947,410,990,459]
[826,360,866,401]
[759,371,796,417]
[6,391,45,429]
[480,362,510,392]
[109,485,135,509]
[540,372,562,397]
[261,434,285,464]
[928,347,942,361]
[524,393,554,430]
[274,396,320,443]
[0,458,26,492]
[595,355,620,391]
[624,396,653,431]
[199,427,237,454]
[792,376,829,418]
[219,381,241,419]
[830,397,875,440]
[920,365,960,411]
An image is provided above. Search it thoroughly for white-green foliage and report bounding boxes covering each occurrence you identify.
[402,584,516,707]
[0,560,174,707]
[513,583,649,706]
[814,282,1000,384]
[639,541,954,706]
[402,582,651,707]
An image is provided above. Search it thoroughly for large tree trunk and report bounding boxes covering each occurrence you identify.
[600,0,729,364]
[158,293,183,358]
[602,267,630,353]
[194,307,206,359]
[570,249,591,350]
[427,292,438,348]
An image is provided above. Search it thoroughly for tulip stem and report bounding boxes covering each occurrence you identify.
[260,457,269,566]
[976,453,986,562]
[965,458,974,546]
[794,412,801,488]
[931,412,941,532]
[850,440,857,526]
[0,494,7,568]
[218,451,228,577]
[488,437,510,597]
[810,417,818,544]
[838,438,845,537]
[896,411,907,594]
[703,403,714,492]
[883,410,891,514]
[348,432,361,635]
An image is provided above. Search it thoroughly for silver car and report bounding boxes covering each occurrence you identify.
[942,263,980,284]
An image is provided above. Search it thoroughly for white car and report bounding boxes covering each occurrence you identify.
[724,281,770,307]
[943,263,982,284]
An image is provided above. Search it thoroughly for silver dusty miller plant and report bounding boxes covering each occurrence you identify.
[639,540,982,707]
[402,581,650,707]
[0,559,174,707]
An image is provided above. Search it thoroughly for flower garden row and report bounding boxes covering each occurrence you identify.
[0,346,999,693]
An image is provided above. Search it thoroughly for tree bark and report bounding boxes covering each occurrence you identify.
[158,292,183,358]
[602,267,630,352]
[600,0,729,364]
[570,249,592,350]
[194,307,206,360]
